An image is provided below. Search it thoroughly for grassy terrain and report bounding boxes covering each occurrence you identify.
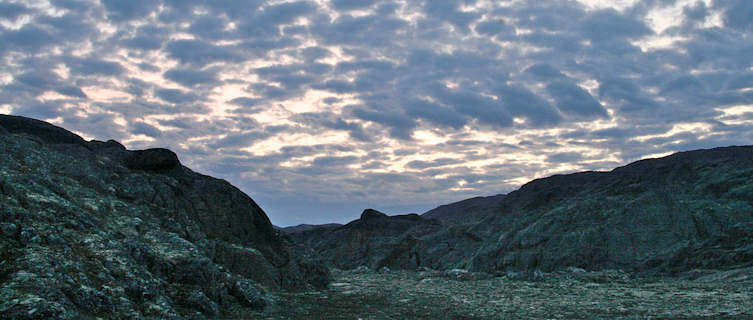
[254,268,753,319]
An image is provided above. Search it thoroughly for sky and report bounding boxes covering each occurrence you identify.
[1,0,752,226]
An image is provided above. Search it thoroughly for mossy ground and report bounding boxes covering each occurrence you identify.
[257,268,753,319]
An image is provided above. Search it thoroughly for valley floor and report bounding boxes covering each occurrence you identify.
[254,267,753,320]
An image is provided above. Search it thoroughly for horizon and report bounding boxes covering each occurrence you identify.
[1,0,751,226]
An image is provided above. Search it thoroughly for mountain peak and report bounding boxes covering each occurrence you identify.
[360,208,388,220]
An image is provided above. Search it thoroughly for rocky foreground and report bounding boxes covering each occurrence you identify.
[266,267,753,319]
[0,115,328,319]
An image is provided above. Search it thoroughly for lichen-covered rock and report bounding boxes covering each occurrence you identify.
[0,114,329,318]
[185,290,219,316]
[231,279,266,310]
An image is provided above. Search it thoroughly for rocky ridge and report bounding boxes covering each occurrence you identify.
[288,209,442,270]
[0,114,329,319]
[421,194,506,225]
[289,146,753,275]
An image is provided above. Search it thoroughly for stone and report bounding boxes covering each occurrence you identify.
[0,114,87,146]
[19,228,41,244]
[1,223,19,237]
[64,285,114,314]
[360,208,388,220]
[87,139,126,151]
[566,267,587,274]
[186,290,219,316]
[353,265,371,274]
[0,115,329,318]
[231,280,266,310]
[126,148,181,171]
[528,269,544,282]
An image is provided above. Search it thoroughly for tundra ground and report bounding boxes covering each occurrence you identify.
[255,268,753,320]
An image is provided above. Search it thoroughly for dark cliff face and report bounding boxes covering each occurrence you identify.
[293,146,753,275]
[0,115,329,319]
[288,209,442,270]
[421,194,506,225]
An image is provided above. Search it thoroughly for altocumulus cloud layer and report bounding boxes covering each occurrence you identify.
[1,0,752,225]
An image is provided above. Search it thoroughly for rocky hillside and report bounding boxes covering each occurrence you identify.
[294,146,753,275]
[0,115,329,319]
[421,194,506,225]
[287,209,442,270]
[279,223,342,234]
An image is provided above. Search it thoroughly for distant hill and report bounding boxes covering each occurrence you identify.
[288,209,442,270]
[280,223,343,234]
[0,114,329,319]
[422,194,506,224]
[292,146,753,275]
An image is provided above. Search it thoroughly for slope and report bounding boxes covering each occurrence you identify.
[0,114,329,319]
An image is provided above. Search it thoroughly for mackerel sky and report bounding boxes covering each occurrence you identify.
[2,0,752,226]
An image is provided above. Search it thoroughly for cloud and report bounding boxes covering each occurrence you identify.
[546,152,583,164]
[495,84,562,127]
[404,99,469,130]
[228,97,262,111]
[164,68,218,87]
[0,2,30,20]
[717,0,753,31]
[2,0,752,225]
[55,86,88,98]
[312,155,359,167]
[0,25,56,52]
[578,8,653,42]
[350,106,416,140]
[406,158,462,170]
[66,57,125,76]
[155,88,200,104]
[525,64,566,79]
[131,121,162,138]
[423,1,480,33]
[474,18,514,36]
[165,39,243,66]
[209,131,269,150]
[236,1,315,38]
[11,100,61,120]
[101,0,158,22]
[330,0,379,11]
[545,81,608,119]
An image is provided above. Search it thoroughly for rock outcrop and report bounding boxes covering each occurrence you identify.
[0,114,329,319]
[287,209,442,270]
[293,146,753,275]
[421,194,506,225]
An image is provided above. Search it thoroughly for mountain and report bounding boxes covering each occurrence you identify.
[0,115,329,319]
[287,209,442,270]
[293,146,753,275]
[421,194,506,224]
[280,223,342,234]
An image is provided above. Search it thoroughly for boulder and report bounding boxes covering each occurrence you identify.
[231,280,266,310]
[0,114,86,146]
[126,148,181,171]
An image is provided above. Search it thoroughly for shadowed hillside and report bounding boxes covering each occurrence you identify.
[292,145,753,275]
[0,115,329,319]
